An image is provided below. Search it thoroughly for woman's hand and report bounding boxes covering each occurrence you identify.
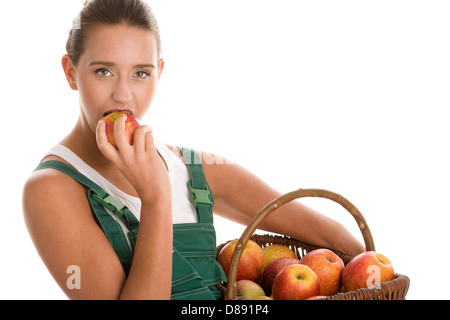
[96,114,171,203]
[96,114,173,299]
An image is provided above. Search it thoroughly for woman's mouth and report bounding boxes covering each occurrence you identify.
[103,109,133,117]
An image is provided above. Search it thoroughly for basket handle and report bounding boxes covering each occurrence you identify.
[224,188,375,300]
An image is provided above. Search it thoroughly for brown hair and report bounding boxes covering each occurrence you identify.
[66,0,162,67]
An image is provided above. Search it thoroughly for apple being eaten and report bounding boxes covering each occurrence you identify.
[217,239,265,282]
[271,264,320,300]
[342,251,395,292]
[299,249,345,296]
[102,112,140,148]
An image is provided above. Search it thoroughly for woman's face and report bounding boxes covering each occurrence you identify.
[66,23,163,133]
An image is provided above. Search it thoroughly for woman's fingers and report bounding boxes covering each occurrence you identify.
[145,128,155,154]
[113,114,131,150]
[133,124,151,148]
[96,119,120,163]
[97,117,170,200]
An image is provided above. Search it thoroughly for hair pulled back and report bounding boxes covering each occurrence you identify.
[66,0,162,66]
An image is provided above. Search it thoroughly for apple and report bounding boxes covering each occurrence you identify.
[271,264,320,300]
[217,239,265,282]
[102,112,140,148]
[299,249,345,296]
[261,257,300,295]
[251,296,273,300]
[263,244,298,268]
[342,251,395,292]
[305,295,327,300]
[235,280,265,299]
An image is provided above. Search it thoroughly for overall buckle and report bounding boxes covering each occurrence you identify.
[91,193,126,217]
[187,181,213,208]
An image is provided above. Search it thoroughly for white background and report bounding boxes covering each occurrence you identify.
[1,0,449,300]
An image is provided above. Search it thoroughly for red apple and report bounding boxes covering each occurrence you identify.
[217,239,265,282]
[263,244,298,268]
[342,251,395,292]
[299,249,345,296]
[102,112,140,148]
[235,280,265,299]
[261,257,300,295]
[271,264,320,300]
[305,295,327,300]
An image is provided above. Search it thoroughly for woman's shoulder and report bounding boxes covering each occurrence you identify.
[22,156,127,299]
[24,155,79,193]
[23,156,89,221]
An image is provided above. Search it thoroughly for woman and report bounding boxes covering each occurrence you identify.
[22,0,364,300]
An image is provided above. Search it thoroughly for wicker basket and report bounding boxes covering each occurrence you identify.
[216,188,410,300]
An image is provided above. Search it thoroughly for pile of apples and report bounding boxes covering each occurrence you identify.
[217,239,395,300]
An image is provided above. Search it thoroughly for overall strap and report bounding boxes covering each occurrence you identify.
[178,147,214,224]
[34,160,138,276]
[33,149,220,298]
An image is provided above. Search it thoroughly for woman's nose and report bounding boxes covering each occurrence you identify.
[112,78,133,104]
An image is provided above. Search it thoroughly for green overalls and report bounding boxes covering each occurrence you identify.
[34,147,227,300]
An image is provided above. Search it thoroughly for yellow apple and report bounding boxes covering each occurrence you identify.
[235,280,265,299]
[251,295,273,300]
[263,244,298,268]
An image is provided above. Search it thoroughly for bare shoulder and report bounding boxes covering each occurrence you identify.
[23,157,87,221]
[22,159,126,299]
[22,159,96,261]
[23,161,83,212]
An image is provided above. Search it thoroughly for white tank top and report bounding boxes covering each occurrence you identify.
[43,141,198,225]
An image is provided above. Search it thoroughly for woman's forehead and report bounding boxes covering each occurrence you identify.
[82,23,159,65]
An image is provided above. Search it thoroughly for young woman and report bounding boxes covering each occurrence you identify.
[22,0,364,300]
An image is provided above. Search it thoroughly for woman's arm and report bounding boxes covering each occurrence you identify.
[23,167,172,300]
[23,168,127,299]
[95,116,173,299]
[202,154,365,256]
[23,118,173,300]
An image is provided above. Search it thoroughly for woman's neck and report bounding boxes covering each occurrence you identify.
[61,118,103,164]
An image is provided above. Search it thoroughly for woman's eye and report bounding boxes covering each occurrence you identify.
[95,68,113,77]
[135,71,151,78]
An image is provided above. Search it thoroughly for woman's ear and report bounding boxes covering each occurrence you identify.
[61,54,78,90]
[157,58,164,80]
